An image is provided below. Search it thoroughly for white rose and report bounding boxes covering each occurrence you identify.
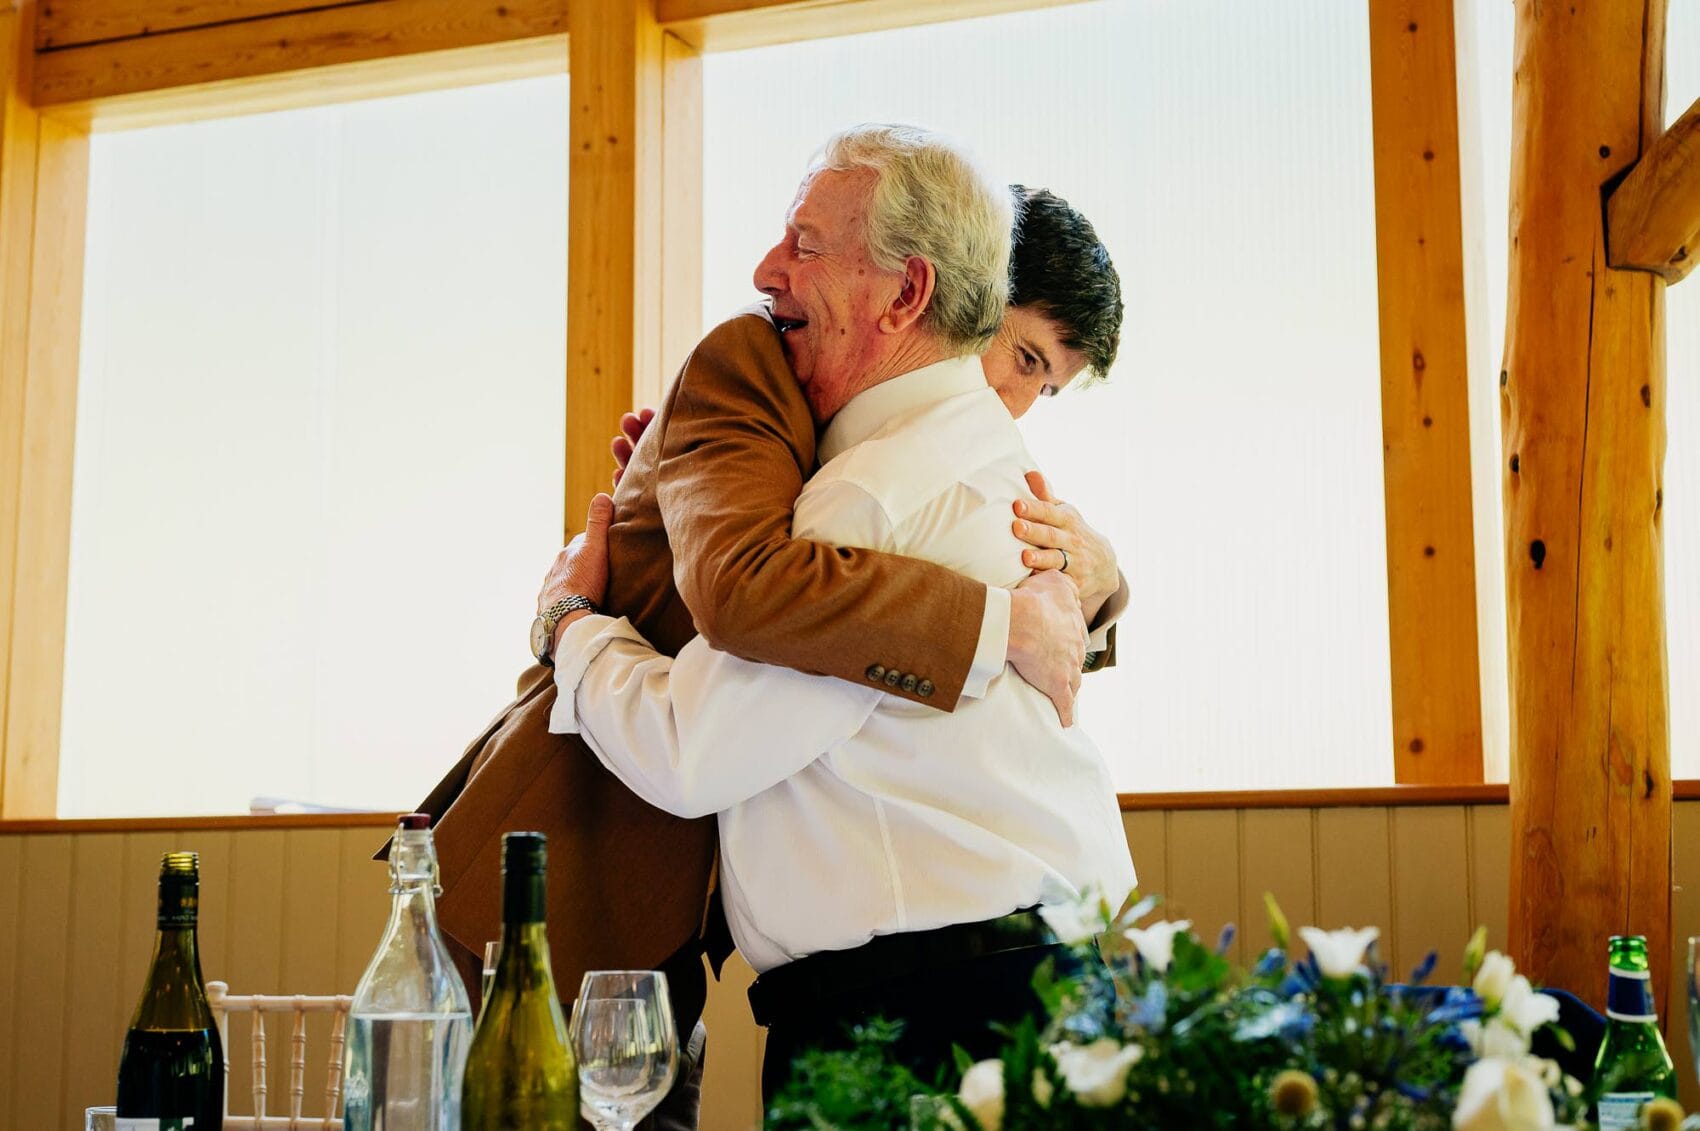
[958,1059,1004,1131]
[1040,900,1107,946]
[1123,920,1192,973]
[1298,925,1380,979]
[1452,1057,1556,1131]
[1051,1039,1143,1108]
[1497,975,1560,1037]
[1474,950,1517,1007]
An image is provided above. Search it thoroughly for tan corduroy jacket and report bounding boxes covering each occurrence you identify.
[410,307,1123,1024]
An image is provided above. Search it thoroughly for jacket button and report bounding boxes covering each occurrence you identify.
[918,679,935,698]
[901,674,918,692]
[884,670,902,687]
[866,664,886,682]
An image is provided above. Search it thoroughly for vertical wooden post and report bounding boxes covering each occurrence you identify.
[1367,0,1485,785]
[566,0,702,536]
[0,2,89,818]
[1504,0,1670,1009]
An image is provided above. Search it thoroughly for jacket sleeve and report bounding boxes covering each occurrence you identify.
[653,311,991,712]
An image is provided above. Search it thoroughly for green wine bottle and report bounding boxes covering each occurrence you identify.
[1591,934,1677,1130]
[462,832,577,1129]
[116,851,224,1130]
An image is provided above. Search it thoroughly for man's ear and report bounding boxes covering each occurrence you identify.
[879,255,936,335]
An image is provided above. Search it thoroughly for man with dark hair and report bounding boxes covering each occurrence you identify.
[982,185,1125,414]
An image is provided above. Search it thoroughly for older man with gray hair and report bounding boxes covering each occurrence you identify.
[541,124,1135,1094]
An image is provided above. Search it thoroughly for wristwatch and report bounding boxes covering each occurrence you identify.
[531,595,600,666]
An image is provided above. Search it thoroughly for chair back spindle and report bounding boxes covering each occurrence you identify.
[204,980,354,1130]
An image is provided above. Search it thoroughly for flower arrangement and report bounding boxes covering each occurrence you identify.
[765,893,1684,1131]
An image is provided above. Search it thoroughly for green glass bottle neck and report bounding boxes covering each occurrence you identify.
[502,869,547,926]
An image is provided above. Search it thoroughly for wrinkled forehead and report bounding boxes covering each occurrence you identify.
[786,166,875,238]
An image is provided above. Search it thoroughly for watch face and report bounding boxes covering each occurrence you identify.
[530,615,550,660]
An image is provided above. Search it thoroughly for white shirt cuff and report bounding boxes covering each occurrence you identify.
[1087,622,1112,653]
[548,614,647,734]
[963,585,1011,700]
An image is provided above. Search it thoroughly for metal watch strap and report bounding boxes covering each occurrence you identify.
[535,594,600,666]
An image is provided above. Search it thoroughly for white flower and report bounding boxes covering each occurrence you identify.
[1497,975,1560,1037]
[958,1059,1004,1131]
[1461,1018,1533,1060]
[1452,1057,1556,1131]
[1050,1039,1143,1108]
[1298,925,1380,979]
[1474,950,1517,1007]
[1124,919,1192,973]
[1040,899,1108,946]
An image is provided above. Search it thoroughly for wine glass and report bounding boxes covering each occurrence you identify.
[570,971,678,1131]
[480,940,502,1006]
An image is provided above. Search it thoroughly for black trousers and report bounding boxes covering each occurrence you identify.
[758,941,1073,1103]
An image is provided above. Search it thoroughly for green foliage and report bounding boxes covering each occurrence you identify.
[765,1019,937,1131]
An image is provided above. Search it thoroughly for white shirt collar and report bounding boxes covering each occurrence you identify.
[818,354,988,465]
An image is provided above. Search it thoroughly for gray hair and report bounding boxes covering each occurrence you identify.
[814,124,1012,354]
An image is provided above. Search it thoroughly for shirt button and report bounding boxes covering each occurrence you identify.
[884,670,902,688]
[866,664,886,682]
[901,674,918,692]
[918,679,935,698]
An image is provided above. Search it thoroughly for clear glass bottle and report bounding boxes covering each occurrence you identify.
[1591,934,1677,1130]
[344,814,473,1130]
[116,851,224,1131]
[461,831,577,1129]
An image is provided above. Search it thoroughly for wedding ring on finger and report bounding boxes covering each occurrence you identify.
[1059,549,1070,574]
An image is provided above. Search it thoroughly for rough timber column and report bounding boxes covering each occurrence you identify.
[566,0,703,536]
[1504,0,1671,1008]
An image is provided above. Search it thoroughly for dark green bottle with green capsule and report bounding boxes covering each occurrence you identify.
[116,851,224,1130]
[1591,934,1676,1130]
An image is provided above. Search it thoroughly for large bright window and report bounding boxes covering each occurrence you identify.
[703,0,1393,791]
[60,77,570,816]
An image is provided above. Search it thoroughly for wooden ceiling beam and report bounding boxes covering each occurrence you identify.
[1607,96,1700,284]
[31,0,567,129]
[657,0,1088,53]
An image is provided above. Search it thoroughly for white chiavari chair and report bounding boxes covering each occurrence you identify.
[205,980,353,1129]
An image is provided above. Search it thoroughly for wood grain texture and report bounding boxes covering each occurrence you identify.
[32,0,567,110]
[0,3,42,821]
[1503,0,1673,1012]
[37,0,374,50]
[658,0,1089,52]
[1608,95,1700,283]
[565,1,704,533]
[1,113,87,819]
[1367,0,1484,785]
[0,835,22,1129]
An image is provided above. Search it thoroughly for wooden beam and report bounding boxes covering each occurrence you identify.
[658,0,1089,53]
[1,4,90,819]
[1607,96,1700,284]
[36,0,353,51]
[565,0,701,533]
[32,0,567,126]
[1367,0,1484,784]
[1504,0,1670,1011]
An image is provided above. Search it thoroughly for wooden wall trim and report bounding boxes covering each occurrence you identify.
[1,3,89,819]
[657,0,1090,53]
[1366,0,1484,785]
[31,0,568,127]
[0,812,403,834]
[37,0,382,51]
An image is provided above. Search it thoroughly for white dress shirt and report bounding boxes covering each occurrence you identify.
[550,354,1135,972]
